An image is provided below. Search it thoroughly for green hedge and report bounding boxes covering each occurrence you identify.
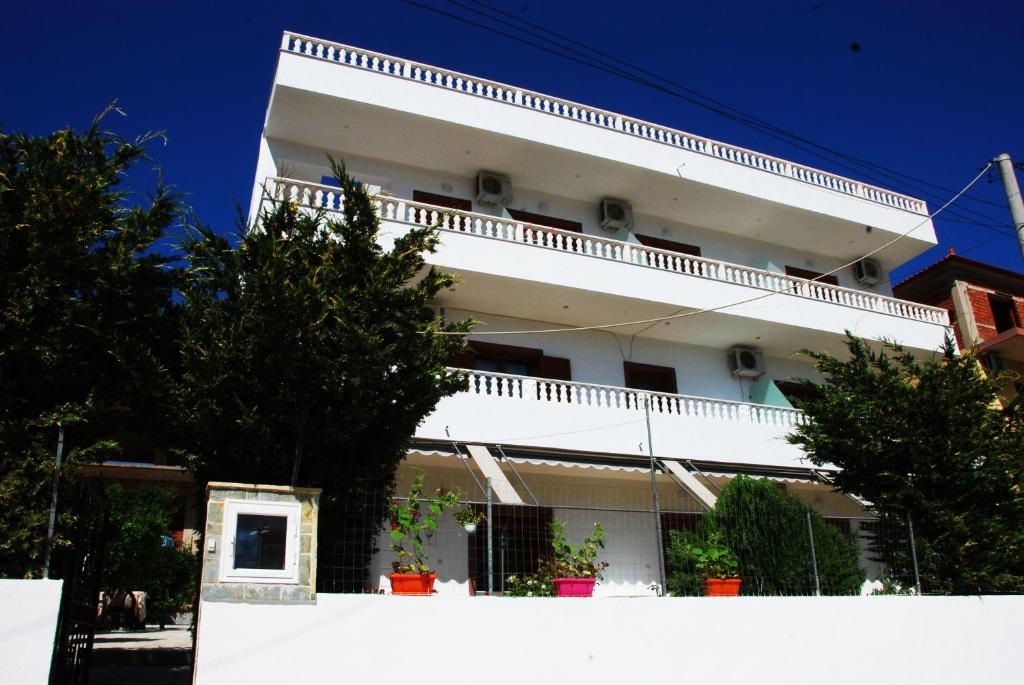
[667,476,864,595]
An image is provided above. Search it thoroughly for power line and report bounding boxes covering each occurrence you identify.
[414,0,1010,227]
[430,163,991,336]
[456,0,1009,214]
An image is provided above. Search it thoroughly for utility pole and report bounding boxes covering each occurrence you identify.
[42,425,65,579]
[643,396,667,595]
[994,154,1024,261]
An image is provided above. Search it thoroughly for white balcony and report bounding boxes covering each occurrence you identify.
[416,369,807,470]
[269,178,950,356]
[262,32,937,267]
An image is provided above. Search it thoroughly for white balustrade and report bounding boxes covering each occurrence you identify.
[280,32,927,216]
[453,368,806,430]
[267,177,950,327]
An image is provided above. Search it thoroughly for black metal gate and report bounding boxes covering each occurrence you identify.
[49,485,108,685]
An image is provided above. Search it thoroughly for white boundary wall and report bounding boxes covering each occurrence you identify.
[195,594,1023,684]
[0,579,62,685]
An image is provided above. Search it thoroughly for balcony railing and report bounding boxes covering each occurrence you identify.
[269,177,950,327]
[452,368,806,430]
[281,31,927,215]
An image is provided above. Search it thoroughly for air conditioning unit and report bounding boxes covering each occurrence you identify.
[853,258,882,286]
[728,347,765,378]
[476,171,513,206]
[600,197,634,232]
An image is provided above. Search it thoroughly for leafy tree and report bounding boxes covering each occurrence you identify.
[788,335,1024,593]
[0,109,182,577]
[178,161,470,591]
[666,476,864,596]
[102,484,196,627]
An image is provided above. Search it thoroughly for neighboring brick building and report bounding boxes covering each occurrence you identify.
[893,250,1024,400]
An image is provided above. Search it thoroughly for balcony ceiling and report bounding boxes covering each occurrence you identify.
[265,83,933,272]
[432,268,922,360]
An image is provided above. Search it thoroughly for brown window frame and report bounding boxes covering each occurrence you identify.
[507,208,583,233]
[988,294,1020,333]
[773,380,820,406]
[412,190,472,212]
[623,361,678,394]
[785,265,839,287]
[634,234,702,257]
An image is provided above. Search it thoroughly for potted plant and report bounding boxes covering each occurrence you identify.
[545,520,608,598]
[453,506,485,534]
[682,531,742,596]
[387,469,461,595]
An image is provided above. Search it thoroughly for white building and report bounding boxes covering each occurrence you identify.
[250,32,950,596]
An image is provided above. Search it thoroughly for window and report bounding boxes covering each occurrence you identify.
[988,295,1019,333]
[507,208,583,233]
[634,234,701,257]
[220,499,301,583]
[785,265,839,287]
[774,380,820,405]
[467,342,542,376]
[320,175,342,188]
[450,342,572,381]
[623,361,678,394]
[412,190,472,212]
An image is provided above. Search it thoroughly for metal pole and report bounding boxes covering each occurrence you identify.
[42,425,65,579]
[644,396,667,594]
[907,513,922,595]
[994,154,1024,262]
[805,510,821,596]
[486,477,494,595]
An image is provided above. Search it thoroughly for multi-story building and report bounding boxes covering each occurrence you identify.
[894,250,1024,403]
[252,32,951,595]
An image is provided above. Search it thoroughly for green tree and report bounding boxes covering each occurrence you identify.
[178,161,470,591]
[666,476,863,596]
[788,335,1024,593]
[0,110,183,577]
[103,484,196,627]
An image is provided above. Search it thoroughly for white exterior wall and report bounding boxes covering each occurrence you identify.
[0,579,62,685]
[448,310,820,396]
[265,139,897,295]
[195,594,1024,685]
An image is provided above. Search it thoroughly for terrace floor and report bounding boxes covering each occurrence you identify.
[89,626,192,685]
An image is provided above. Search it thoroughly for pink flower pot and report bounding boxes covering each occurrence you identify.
[552,577,596,597]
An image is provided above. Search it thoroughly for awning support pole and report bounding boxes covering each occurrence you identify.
[495,445,539,506]
[486,477,494,595]
[806,510,821,596]
[644,395,667,595]
[451,442,487,498]
[908,513,922,595]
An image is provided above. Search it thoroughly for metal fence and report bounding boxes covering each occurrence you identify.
[316,460,923,597]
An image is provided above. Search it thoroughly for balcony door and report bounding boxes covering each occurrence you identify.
[412,190,472,225]
[784,265,839,287]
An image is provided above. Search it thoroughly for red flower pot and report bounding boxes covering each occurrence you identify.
[703,578,742,596]
[552,577,596,597]
[389,573,436,595]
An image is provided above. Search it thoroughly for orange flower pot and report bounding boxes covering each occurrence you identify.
[389,573,436,595]
[703,578,742,596]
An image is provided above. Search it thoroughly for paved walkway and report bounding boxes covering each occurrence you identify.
[89,626,192,685]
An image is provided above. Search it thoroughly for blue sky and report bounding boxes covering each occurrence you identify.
[4,0,1022,281]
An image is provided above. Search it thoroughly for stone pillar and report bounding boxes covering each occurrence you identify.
[200,482,321,604]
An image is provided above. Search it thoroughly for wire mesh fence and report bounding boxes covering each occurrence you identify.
[315,455,924,597]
